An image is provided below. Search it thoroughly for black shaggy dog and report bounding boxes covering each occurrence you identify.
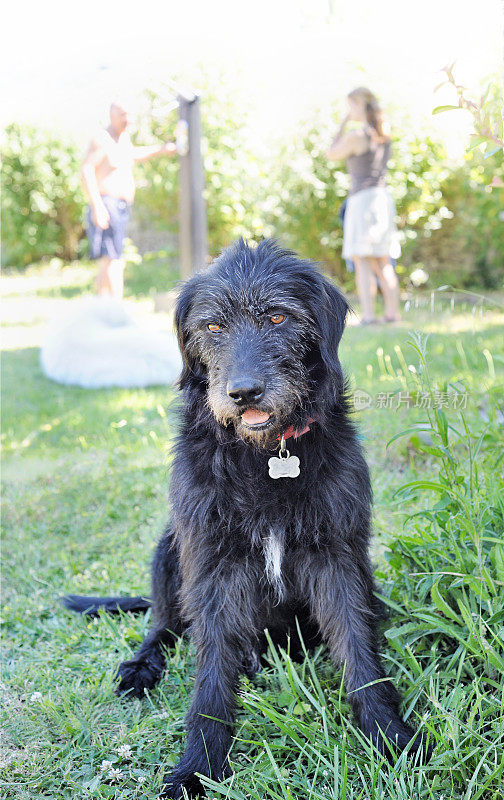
[65,239,429,798]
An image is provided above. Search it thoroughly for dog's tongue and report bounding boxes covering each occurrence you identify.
[241,409,271,426]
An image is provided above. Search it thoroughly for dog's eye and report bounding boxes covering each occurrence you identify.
[207,323,222,333]
[270,314,285,325]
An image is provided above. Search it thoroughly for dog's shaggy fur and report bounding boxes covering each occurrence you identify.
[65,239,429,798]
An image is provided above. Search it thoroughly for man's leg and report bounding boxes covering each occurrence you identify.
[94,197,129,300]
[95,257,125,299]
[96,256,112,295]
[108,258,126,300]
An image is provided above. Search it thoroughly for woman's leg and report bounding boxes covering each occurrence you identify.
[353,257,376,322]
[368,257,401,321]
[369,265,378,308]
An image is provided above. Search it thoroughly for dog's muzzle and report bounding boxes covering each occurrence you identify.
[226,375,272,428]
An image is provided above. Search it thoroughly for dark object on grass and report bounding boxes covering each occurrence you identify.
[63,594,151,616]
[63,239,430,798]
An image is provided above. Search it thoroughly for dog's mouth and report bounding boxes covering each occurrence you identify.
[240,409,273,429]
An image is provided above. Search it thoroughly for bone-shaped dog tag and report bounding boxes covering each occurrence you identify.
[268,435,300,479]
[268,454,300,479]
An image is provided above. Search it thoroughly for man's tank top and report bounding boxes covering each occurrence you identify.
[346,131,391,196]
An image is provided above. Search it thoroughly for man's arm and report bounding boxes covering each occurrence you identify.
[81,139,110,229]
[133,142,177,163]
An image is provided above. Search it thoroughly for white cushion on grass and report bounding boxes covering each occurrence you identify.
[40,296,182,388]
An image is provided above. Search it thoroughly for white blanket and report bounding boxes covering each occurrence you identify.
[40,297,182,388]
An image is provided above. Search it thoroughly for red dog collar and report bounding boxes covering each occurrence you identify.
[278,417,316,442]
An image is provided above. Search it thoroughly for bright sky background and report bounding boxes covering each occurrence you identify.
[1,0,502,157]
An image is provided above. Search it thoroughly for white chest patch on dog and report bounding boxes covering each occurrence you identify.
[264,531,284,600]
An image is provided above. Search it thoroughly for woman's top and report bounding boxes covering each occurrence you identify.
[346,130,391,196]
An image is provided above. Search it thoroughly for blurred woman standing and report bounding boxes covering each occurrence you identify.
[327,87,401,324]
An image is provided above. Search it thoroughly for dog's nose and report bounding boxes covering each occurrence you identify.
[226,378,265,405]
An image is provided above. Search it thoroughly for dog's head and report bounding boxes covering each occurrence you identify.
[175,239,350,447]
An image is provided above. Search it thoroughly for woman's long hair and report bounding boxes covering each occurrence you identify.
[348,87,390,143]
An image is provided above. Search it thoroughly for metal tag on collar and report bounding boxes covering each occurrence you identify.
[268,434,301,479]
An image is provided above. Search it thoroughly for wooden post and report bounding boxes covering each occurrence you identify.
[178,94,208,279]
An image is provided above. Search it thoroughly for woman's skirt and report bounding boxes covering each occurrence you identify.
[342,186,401,260]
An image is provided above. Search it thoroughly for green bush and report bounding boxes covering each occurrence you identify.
[134,81,267,255]
[262,110,504,287]
[1,123,86,267]
[260,115,348,276]
[404,146,504,289]
[261,114,451,281]
[131,91,179,239]
[3,76,503,288]
[376,335,504,795]
[136,86,504,288]
[384,336,504,669]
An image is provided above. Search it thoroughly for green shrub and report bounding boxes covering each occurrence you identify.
[134,81,267,255]
[262,114,452,281]
[136,86,504,288]
[420,75,504,288]
[1,123,86,267]
[260,115,348,277]
[404,146,504,289]
[263,110,504,287]
[3,76,503,289]
[379,333,504,791]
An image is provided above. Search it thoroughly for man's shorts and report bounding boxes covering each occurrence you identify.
[87,195,131,260]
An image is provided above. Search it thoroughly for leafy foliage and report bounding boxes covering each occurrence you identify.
[261,116,348,273]
[410,143,504,289]
[263,114,453,280]
[434,66,504,156]
[409,77,504,288]
[1,123,86,266]
[137,84,504,287]
[134,81,267,253]
[377,333,504,795]
[2,74,503,288]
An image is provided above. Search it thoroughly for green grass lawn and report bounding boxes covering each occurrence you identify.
[1,260,504,799]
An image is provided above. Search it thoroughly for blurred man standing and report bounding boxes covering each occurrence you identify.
[81,101,176,298]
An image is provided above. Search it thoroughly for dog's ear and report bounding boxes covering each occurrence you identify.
[317,279,351,386]
[174,274,204,389]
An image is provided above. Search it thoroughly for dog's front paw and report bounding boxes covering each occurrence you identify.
[115,657,162,698]
[159,769,205,799]
[402,729,432,761]
[368,717,432,762]
[242,648,262,678]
